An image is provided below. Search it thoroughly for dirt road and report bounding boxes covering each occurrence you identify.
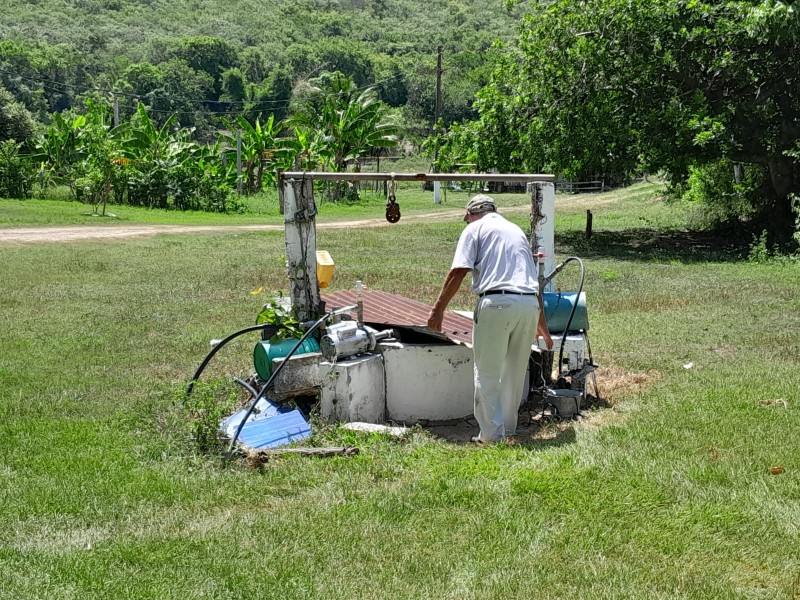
[0,210,473,244]
[0,187,651,245]
[0,206,532,244]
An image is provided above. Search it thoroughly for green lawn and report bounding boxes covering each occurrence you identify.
[0,181,532,228]
[1,183,799,599]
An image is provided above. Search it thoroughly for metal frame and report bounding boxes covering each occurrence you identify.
[278,172,557,321]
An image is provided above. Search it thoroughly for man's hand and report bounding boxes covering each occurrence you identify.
[427,309,444,332]
[428,268,469,333]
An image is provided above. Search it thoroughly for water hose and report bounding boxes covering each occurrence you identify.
[233,377,259,399]
[185,323,277,398]
[550,256,585,379]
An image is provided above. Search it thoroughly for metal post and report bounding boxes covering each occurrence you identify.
[282,176,320,322]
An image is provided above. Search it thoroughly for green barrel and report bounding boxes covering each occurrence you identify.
[253,337,320,380]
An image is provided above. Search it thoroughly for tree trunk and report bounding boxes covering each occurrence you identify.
[763,156,798,241]
[256,159,264,192]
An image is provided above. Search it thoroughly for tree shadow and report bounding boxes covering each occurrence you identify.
[558,227,750,264]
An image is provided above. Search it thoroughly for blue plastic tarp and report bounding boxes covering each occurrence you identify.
[220,397,312,451]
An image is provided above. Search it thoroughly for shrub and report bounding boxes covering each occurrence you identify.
[0,140,35,198]
[679,159,764,229]
[179,379,240,454]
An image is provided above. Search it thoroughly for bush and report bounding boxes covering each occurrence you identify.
[0,140,35,198]
[679,159,764,229]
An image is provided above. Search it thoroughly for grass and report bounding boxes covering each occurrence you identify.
[1,182,800,599]
[0,180,531,228]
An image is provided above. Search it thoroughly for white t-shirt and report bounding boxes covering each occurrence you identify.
[451,212,538,295]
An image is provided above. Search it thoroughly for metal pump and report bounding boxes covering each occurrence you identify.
[319,280,394,361]
[320,320,394,361]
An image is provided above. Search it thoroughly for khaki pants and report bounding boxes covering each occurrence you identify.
[472,294,538,441]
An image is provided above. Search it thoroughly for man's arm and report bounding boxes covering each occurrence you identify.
[537,293,553,349]
[427,268,470,331]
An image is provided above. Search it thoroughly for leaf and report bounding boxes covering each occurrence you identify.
[250,286,264,295]
[768,466,785,475]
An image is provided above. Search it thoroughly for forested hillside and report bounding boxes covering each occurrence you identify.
[2,0,798,246]
[1,0,520,134]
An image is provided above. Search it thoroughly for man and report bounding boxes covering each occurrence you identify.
[427,194,553,443]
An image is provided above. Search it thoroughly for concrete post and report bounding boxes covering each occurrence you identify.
[531,182,556,292]
[282,176,320,322]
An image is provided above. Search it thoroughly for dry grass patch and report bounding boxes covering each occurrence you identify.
[594,365,660,404]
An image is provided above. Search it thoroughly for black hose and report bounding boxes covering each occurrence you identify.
[554,257,585,379]
[233,377,260,400]
[225,310,335,460]
[184,323,275,398]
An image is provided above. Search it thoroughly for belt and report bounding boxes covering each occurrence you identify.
[479,289,537,297]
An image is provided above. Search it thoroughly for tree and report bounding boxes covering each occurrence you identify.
[290,71,398,175]
[0,140,35,198]
[35,110,90,197]
[71,100,120,216]
[224,114,284,193]
[0,85,37,144]
[173,36,238,98]
[117,103,195,208]
[473,0,800,238]
[287,39,374,87]
[0,40,82,118]
[220,68,247,103]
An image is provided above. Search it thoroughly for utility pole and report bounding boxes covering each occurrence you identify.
[433,45,443,204]
[236,129,243,195]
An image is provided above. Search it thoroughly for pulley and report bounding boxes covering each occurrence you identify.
[385,177,401,223]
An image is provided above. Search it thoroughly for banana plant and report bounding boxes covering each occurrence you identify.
[33,111,90,197]
[222,113,286,193]
[289,72,398,175]
[116,103,199,208]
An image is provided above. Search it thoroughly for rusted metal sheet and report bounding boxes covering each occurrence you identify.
[321,289,473,346]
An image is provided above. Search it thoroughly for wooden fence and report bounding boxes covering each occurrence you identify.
[555,180,605,194]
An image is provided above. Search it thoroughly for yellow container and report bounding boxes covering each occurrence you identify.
[316,250,335,288]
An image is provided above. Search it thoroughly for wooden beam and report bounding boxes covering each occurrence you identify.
[279,172,555,183]
[247,446,360,466]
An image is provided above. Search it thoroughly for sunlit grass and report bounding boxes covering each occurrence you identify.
[1,183,799,598]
